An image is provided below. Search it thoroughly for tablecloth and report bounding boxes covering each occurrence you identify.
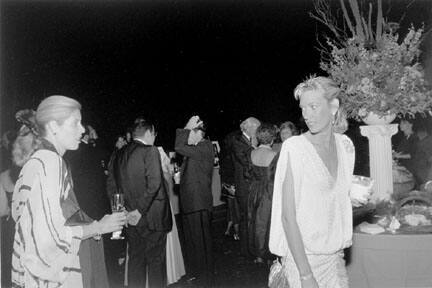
[347,232,432,288]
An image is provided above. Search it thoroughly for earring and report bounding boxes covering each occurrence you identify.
[332,112,337,125]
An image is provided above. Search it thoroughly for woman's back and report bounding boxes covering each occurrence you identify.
[248,146,278,261]
[251,146,277,167]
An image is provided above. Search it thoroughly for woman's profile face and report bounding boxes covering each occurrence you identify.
[55,110,85,152]
[299,89,334,134]
[280,128,293,142]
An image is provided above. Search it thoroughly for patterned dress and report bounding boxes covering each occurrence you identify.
[269,134,355,288]
[11,141,84,288]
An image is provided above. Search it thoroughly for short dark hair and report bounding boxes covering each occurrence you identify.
[256,123,277,145]
[279,121,299,136]
[132,117,154,138]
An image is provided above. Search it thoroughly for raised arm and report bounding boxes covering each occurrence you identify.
[175,129,195,157]
[175,115,209,159]
[281,153,318,287]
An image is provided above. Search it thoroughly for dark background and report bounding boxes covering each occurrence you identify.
[1,0,432,151]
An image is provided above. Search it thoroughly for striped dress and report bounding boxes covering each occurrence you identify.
[11,143,84,288]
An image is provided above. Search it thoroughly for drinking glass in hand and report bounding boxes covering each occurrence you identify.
[111,193,125,240]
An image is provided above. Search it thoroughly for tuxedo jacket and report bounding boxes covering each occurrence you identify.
[175,129,214,214]
[231,132,253,199]
[112,140,172,233]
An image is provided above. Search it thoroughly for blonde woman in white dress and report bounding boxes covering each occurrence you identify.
[269,76,355,288]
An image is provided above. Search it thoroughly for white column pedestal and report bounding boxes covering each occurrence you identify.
[360,124,398,203]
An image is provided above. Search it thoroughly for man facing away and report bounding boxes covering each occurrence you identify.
[175,115,215,286]
[231,117,260,257]
[111,118,172,288]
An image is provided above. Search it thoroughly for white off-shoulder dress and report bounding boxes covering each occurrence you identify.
[269,134,355,288]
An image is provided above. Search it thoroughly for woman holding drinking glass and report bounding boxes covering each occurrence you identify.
[11,95,127,288]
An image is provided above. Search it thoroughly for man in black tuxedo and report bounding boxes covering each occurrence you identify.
[175,115,214,286]
[111,118,172,288]
[232,117,260,257]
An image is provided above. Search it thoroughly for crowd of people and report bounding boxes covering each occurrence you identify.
[1,75,432,288]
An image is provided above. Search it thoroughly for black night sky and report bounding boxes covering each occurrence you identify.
[1,0,432,150]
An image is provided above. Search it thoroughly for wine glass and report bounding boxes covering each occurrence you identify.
[110,193,125,240]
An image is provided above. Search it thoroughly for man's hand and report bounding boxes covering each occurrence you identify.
[127,209,142,226]
[185,115,203,130]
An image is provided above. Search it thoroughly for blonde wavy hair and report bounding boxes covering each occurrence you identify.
[294,76,348,134]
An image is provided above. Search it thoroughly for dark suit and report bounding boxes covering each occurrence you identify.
[220,131,240,225]
[65,142,112,287]
[111,140,172,288]
[65,142,111,220]
[220,131,237,185]
[175,129,214,285]
[231,132,254,256]
[412,135,432,186]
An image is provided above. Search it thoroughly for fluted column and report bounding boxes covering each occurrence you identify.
[360,124,398,203]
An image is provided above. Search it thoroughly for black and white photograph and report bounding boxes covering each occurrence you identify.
[1,0,432,287]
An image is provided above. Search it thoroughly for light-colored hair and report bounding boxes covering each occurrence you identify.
[36,95,81,136]
[240,117,260,132]
[279,121,299,136]
[294,76,348,133]
[12,133,40,167]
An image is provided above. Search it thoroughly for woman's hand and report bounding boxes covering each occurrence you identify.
[301,276,319,288]
[98,211,127,234]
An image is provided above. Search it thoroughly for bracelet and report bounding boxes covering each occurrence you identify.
[300,273,313,281]
[93,221,102,241]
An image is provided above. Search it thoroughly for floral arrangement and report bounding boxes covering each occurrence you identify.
[312,0,432,121]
